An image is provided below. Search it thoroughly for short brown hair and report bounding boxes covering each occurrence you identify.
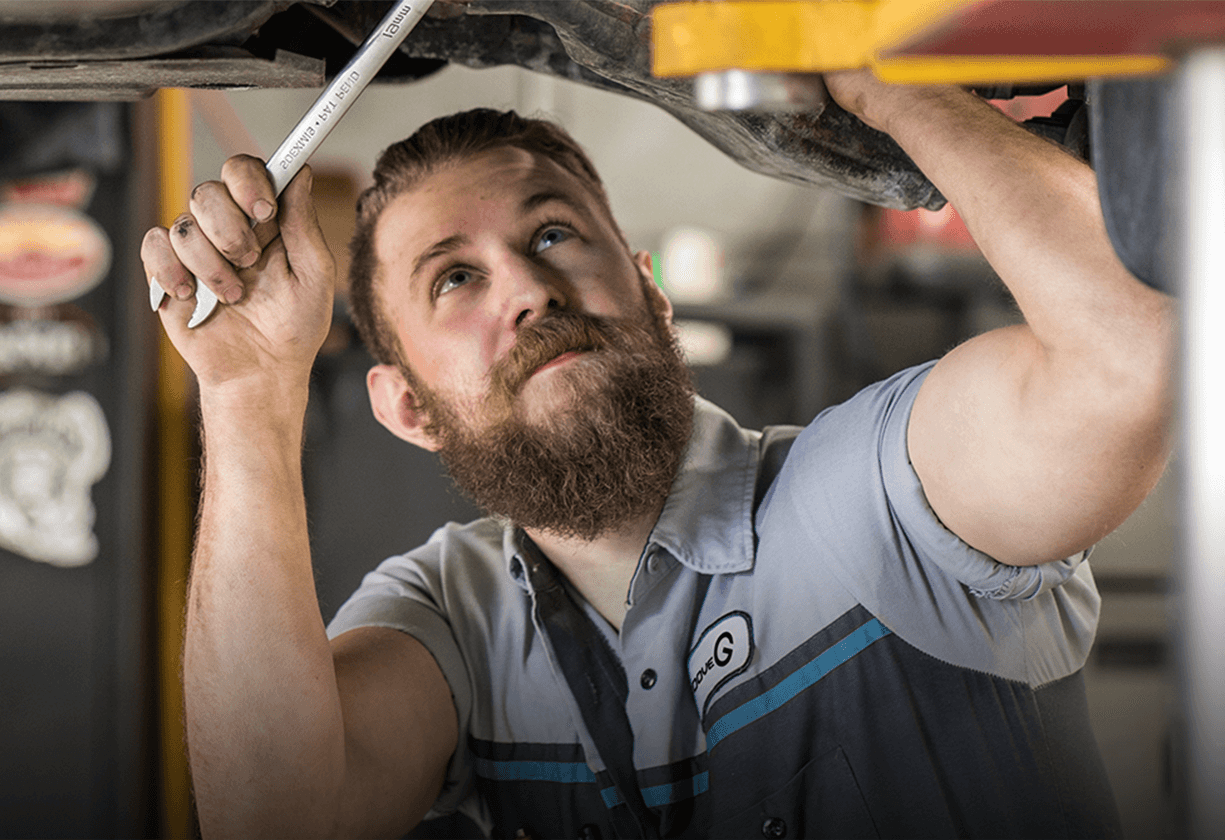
[348,109,615,367]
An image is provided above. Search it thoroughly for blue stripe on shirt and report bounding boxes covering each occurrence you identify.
[474,757,709,811]
[602,770,710,809]
[706,618,892,751]
[473,757,596,784]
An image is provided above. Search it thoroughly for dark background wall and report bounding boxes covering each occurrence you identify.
[0,102,158,839]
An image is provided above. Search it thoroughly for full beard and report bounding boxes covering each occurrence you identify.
[415,308,695,542]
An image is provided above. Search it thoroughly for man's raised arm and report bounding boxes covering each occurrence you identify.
[825,71,1176,567]
[140,156,456,838]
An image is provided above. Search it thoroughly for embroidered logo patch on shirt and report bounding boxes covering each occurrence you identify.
[688,611,753,718]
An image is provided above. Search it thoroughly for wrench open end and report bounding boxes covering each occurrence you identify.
[149,276,220,328]
[149,277,167,312]
[187,284,220,329]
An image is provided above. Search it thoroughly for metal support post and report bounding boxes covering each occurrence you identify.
[1179,46,1225,840]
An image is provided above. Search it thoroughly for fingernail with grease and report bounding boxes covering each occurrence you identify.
[224,286,243,304]
[253,199,275,222]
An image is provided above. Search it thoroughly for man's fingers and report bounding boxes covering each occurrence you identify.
[167,213,245,305]
[149,154,308,322]
[278,166,336,290]
[141,226,195,304]
[190,180,262,269]
[220,154,278,224]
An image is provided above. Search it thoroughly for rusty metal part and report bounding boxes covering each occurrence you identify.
[0,0,304,61]
[0,48,323,101]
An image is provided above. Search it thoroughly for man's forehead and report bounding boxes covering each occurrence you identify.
[415,145,590,202]
[377,146,605,256]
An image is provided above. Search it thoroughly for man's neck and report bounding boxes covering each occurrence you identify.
[526,505,662,632]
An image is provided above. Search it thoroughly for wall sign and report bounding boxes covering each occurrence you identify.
[0,202,111,308]
[0,169,97,210]
[0,305,107,377]
[0,388,111,567]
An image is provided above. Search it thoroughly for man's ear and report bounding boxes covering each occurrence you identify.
[366,364,441,452]
[634,249,673,326]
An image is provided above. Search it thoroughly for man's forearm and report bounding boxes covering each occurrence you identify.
[185,384,346,838]
[862,84,1173,374]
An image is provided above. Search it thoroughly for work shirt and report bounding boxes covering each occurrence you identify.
[328,362,1121,839]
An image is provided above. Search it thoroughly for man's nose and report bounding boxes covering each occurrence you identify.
[494,253,568,329]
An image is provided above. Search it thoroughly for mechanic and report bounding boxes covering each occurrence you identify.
[141,70,1173,839]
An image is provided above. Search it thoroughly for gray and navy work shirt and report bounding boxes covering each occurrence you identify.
[328,362,1121,838]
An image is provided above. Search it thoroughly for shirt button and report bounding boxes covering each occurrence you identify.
[577,824,601,840]
[761,816,787,838]
[640,669,658,690]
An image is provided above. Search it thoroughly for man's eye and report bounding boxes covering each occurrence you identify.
[437,268,474,296]
[535,227,570,253]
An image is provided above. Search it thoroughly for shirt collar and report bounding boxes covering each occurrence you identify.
[647,396,760,575]
[503,396,762,590]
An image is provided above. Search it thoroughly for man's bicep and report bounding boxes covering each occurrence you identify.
[330,625,459,838]
[907,324,1128,567]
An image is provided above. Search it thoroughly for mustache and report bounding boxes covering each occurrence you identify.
[490,311,624,396]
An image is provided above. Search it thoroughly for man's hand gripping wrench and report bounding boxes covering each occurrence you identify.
[150,0,434,328]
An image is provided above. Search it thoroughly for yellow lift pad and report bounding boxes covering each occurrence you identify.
[652,1,1172,84]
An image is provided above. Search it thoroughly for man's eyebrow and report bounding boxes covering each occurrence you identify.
[522,190,585,215]
[411,233,469,280]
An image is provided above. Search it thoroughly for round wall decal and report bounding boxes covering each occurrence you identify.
[0,203,111,307]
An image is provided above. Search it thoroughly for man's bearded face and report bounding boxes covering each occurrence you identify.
[408,304,695,541]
